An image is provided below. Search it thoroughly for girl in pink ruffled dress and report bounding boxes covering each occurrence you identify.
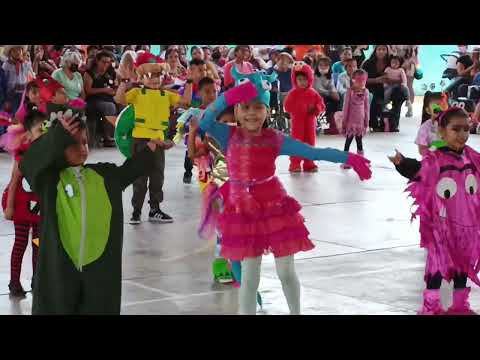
[198,76,372,315]
[340,69,370,169]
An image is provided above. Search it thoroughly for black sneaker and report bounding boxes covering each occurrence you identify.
[129,211,141,225]
[9,282,26,298]
[148,209,173,223]
[183,172,192,184]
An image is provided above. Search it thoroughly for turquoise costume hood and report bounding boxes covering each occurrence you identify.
[231,66,277,107]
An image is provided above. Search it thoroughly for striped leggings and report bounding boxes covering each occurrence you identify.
[11,222,39,284]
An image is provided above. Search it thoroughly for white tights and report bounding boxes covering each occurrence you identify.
[238,255,301,315]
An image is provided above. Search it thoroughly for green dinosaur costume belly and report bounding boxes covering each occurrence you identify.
[56,167,112,271]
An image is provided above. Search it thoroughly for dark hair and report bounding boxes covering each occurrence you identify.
[344,58,357,66]
[404,46,418,60]
[87,45,100,55]
[198,76,215,90]
[281,47,295,56]
[24,81,41,112]
[218,105,234,121]
[390,55,404,67]
[314,56,333,80]
[190,46,201,56]
[165,48,180,61]
[189,58,206,67]
[303,56,314,67]
[422,91,444,123]
[234,45,249,56]
[352,69,367,78]
[366,45,391,67]
[29,45,49,63]
[438,107,469,128]
[211,49,222,62]
[24,109,46,132]
[95,50,114,62]
[87,50,114,73]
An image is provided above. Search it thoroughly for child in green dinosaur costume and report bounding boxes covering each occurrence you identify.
[20,113,164,315]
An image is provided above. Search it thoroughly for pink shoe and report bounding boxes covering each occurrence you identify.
[446,288,477,315]
[417,289,445,315]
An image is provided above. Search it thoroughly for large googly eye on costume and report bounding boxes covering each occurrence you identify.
[436,177,457,199]
[458,102,466,109]
[465,174,478,195]
[261,80,272,91]
[22,178,32,193]
[238,78,250,85]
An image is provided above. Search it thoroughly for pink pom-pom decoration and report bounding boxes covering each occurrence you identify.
[224,81,258,106]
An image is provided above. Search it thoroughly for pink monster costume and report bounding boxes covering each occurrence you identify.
[218,127,314,261]
[407,146,480,315]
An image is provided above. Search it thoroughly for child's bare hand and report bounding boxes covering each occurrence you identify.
[189,118,199,133]
[4,207,14,220]
[388,149,404,165]
[59,116,80,137]
[163,140,175,150]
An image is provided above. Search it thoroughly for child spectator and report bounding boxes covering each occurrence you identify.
[336,58,358,99]
[383,55,410,109]
[332,47,353,75]
[223,45,255,90]
[313,56,340,134]
[268,52,294,111]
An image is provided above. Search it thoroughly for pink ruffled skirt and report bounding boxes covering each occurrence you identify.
[217,177,314,261]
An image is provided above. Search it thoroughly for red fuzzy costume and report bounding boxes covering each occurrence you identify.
[1,143,40,224]
[284,62,325,171]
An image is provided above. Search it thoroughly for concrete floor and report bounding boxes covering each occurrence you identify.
[1,99,480,315]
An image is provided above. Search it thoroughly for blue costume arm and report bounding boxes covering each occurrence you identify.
[199,95,232,152]
[280,135,349,164]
